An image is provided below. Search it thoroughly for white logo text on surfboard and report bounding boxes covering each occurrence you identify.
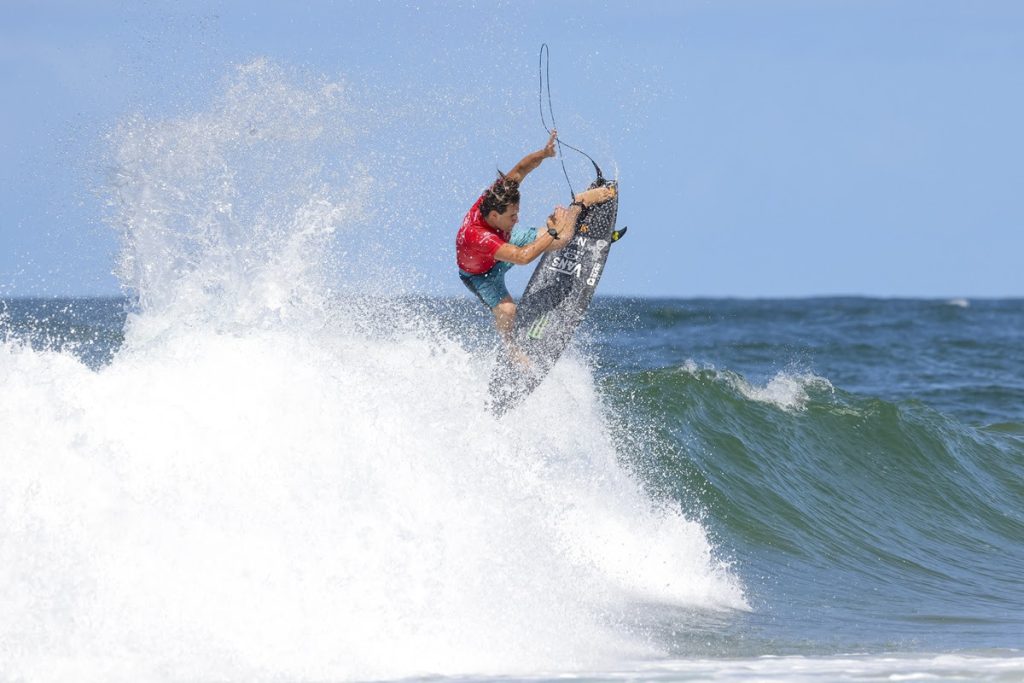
[548,234,603,278]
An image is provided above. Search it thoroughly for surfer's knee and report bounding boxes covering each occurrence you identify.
[493,299,517,330]
[494,300,516,320]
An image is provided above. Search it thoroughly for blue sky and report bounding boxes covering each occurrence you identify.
[2,0,1022,298]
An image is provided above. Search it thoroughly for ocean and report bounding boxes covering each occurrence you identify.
[1,60,1021,682]
[1,295,1021,682]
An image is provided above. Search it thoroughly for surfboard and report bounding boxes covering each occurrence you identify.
[488,176,622,415]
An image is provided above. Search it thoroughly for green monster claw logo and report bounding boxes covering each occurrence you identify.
[527,313,551,340]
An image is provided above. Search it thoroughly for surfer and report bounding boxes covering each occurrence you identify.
[456,131,615,343]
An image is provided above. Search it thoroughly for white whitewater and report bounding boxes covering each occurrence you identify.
[0,61,746,682]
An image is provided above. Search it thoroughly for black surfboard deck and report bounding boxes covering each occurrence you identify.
[488,177,620,415]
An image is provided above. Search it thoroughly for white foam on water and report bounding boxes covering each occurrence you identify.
[679,360,833,412]
[0,61,746,682]
[586,653,1024,683]
[0,316,747,681]
[729,370,834,411]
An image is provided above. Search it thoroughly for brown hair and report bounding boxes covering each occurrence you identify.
[480,172,520,217]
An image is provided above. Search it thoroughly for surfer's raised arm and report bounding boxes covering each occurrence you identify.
[506,131,558,183]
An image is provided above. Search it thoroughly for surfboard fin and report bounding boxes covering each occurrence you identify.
[611,226,628,243]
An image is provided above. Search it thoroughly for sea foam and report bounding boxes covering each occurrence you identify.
[679,359,833,411]
[0,60,745,681]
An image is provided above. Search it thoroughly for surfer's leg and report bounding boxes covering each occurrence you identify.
[460,264,528,364]
[492,296,517,341]
[493,296,532,368]
[461,268,506,308]
[482,263,515,337]
[459,272,488,308]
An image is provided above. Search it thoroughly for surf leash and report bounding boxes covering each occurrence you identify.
[538,43,605,199]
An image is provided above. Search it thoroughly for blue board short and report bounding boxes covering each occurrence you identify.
[460,226,537,309]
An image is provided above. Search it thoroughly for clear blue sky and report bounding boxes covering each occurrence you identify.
[2,0,1022,298]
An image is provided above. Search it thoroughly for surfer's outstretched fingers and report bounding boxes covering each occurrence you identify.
[544,130,557,156]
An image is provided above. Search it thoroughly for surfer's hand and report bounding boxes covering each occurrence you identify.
[575,185,615,207]
[543,130,557,158]
[551,206,571,223]
[550,206,575,236]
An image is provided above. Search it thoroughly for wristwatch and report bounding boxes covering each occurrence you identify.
[570,200,585,209]
[547,227,560,240]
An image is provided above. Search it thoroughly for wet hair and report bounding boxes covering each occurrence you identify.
[480,172,520,217]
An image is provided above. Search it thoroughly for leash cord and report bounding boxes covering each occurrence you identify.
[539,43,603,198]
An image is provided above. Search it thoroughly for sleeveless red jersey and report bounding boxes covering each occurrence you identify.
[456,195,508,275]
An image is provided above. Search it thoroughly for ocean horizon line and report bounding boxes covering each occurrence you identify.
[2,293,1022,303]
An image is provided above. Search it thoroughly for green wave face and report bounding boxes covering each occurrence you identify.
[604,362,1024,652]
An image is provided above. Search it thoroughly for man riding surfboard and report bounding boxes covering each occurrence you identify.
[456,131,615,345]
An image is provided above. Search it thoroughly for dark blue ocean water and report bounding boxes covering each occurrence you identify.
[584,297,1024,656]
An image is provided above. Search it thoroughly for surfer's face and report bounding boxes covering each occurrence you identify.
[486,203,519,233]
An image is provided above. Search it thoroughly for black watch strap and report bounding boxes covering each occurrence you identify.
[570,200,585,209]
[547,227,560,240]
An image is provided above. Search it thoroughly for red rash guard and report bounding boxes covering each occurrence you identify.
[456,195,508,275]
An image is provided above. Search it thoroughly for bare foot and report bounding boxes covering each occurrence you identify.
[576,185,616,206]
[512,348,532,370]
